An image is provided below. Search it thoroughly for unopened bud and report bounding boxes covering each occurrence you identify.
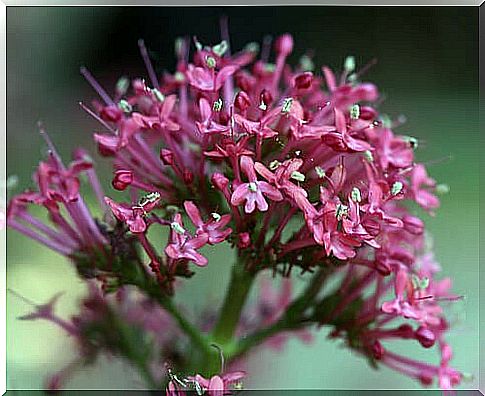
[112,170,133,191]
[275,33,294,56]
[372,340,384,360]
[293,72,314,90]
[235,91,251,112]
[183,169,194,184]
[237,232,251,249]
[160,149,174,165]
[415,326,436,349]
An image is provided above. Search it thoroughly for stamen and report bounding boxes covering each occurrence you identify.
[213,98,223,112]
[315,166,326,178]
[436,183,450,195]
[78,102,116,133]
[344,56,356,73]
[281,97,293,114]
[244,42,259,54]
[118,99,132,113]
[362,150,374,163]
[335,203,349,220]
[211,212,222,222]
[138,39,160,90]
[151,88,165,102]
[299,54,314,72]
[391,181,403,196]
[351,187,362,203]
[269,160,281,170]
[80,66,114,105]
[205,56,216,69]
[248,182,258,192]
[38,122,64,167]
[350,104,360,120]
[212,40,229,57]
[170,222,186,235]
[290,170,305,182]
[115,76,130,96]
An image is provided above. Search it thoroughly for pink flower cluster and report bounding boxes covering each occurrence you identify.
[8,27,467,391]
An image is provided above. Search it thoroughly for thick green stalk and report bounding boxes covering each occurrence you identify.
[199,259,255,376]
[212,261,255,345]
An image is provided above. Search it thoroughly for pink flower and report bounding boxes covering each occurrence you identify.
[104,193,160,233]
[231,156,283,213]
[188,371,245,396]
[186,64,238,92]
[410,164,440,211]
[195,97,230,135]
[132,94,180,132]
[184,201,232,244]
[165,213,209,266]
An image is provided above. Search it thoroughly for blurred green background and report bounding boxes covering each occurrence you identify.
[6,6,479,390]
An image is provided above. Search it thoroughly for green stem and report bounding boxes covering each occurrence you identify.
[198,259,255,376]
[212,261,255,345]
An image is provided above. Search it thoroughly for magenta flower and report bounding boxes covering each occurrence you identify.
[187,371,245,396]
[165,213,209,266]
[231,155,283,213]
[195,97,230,135]
[410,164,440,212]
[184,201,232,244]
[186,63,238,92]
[8,27,465,392]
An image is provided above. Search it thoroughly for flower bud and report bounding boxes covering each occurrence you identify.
[374,258,392,276]
[293,72,314,90]
[415,326,436,348]
[275,33,294,56]
[212,172,229,191]
[419,374,434,386]
[235,91,251,112]
[402,215,424,235]
[183,168,194,184]
[100,105,123,122]
[397,324,415,339]
[112,170,133,191]
[372,340,384,360]
[237,232,251,249]
[160,149,174,165]
[260,89,273,108]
